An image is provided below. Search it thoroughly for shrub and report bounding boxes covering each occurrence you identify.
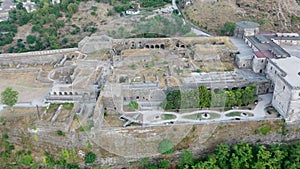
[57,130,64,136]
[85,152,96,164]
[158,139,174,154]
[2,134,9,140]
[128,101,139,110]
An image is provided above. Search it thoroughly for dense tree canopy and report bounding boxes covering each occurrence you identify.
[162,84,257,110]
[143,141,300,169]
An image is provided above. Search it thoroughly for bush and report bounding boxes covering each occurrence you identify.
[128,101,139,110]
[158,139,174,154]
[57,130,64,136]
[2,134,9,140]
[85,152,96,164]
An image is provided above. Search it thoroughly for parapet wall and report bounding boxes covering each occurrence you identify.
[0,48,78,66]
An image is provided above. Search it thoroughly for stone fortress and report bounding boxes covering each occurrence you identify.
[234,21,300,123]
[0,21,299,129]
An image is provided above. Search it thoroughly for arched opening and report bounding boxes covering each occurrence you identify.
[232,87,238,90]
[69,92,73,95]
[160,44,165,49]
[180,45,185,48]
[53,92,57,95]
[64,92,68,95]
[136,96,140,99]
[59,92,62,95]
[259,69,263,73]
[145,45,149,48]
[214,88,220,92]
[150,45,154,49]
[131,42,135,48]
[155,44,159,48]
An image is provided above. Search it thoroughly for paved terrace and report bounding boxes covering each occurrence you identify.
[122,94,276,126]
[182,69,268,89]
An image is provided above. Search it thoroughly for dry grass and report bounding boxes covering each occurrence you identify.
[103,114,124,127]
[0,72,52,103]
[184,0,300,34]
[1,107,37,116]
[194,61,236,72]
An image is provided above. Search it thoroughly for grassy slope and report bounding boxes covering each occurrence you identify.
[183,0,300,35]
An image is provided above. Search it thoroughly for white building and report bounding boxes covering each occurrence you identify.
[125,9,140,15]
[265,56,300,123]
[235,21,260,39]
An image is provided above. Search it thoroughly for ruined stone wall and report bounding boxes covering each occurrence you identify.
[0,48,78,66]
[102,96,122,114]
[122,83,165,102]
[113,38,167,50]
[235,55,252,69]
[256,81,272,94]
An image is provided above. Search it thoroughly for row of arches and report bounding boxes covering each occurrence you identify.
[52,91,79,96]
[144,44,165,49]
[207,86,247,92]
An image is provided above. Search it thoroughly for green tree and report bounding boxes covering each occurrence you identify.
[158,139,174,154]
[221,22,236,36]
[158,159,170,169]
[85,152,96,164]
[178,150,194,168]
[216,143,231,169]
[1,87,18,109]
[26,35,36,44]
[284,141,300,169]
[199,86,211,108]
[230,143,253,169]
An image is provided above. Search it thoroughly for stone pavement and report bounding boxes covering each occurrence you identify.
[123,94,276,126]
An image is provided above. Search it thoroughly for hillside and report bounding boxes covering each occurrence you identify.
[183,0,300,35]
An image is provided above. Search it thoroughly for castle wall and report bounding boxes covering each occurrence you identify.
[272,76,291,119]
[252,56,266,73]
[287,88,300,122]
[0,48,78,66]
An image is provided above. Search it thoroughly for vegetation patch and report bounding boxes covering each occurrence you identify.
[255,124,272,135]
[162,114,176,120]
[162,85,257,110]
[225,112,241,117]
[158,139,174,154]
[142,141,300,169]
[128,101,139,111]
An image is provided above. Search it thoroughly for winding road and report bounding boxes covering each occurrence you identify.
[172,0,211,37]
